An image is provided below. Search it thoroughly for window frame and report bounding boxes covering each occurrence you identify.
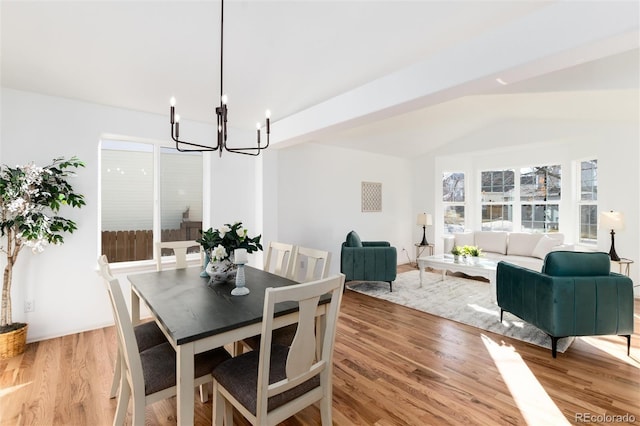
[442,171,466,235]
[99,135,206,266]
[480,169,515,231]
[577,158,598,245]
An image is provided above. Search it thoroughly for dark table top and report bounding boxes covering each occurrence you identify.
[128,266,303,345]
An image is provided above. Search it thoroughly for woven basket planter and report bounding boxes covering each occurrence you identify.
[0,323,28,360]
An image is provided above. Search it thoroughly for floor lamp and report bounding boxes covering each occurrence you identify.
[417,213,432,246]
[599,211,624,261]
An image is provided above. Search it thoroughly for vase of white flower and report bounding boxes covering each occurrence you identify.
[198,222,262,286]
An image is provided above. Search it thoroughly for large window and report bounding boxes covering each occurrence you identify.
[481,170,514,231]
[520,165,561,233]
[443,172,465,234]
[101,139,203,263]
[578,159,597,244]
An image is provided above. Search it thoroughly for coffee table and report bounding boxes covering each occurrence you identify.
[417,254,498,303]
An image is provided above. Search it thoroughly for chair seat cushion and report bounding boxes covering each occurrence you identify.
[213,344,320,415]
[134,321,167,352]
[141,342,231,395]
[243,324,298,351]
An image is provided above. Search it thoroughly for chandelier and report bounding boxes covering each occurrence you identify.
[169,0,270,156]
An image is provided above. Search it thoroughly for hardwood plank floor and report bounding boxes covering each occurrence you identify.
[2,265,639,425]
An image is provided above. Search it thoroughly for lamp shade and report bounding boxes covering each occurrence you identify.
[599,211,624,231]
[417,213,433,226]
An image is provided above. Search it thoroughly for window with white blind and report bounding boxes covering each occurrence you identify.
[101,139,203,263]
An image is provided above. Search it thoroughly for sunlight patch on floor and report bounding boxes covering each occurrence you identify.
[580,336,640,367]
[0,381,31,398]
[467,303,525,328]
[481,334,570,426]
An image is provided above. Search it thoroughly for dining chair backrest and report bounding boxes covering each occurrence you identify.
[98,256,229,425]
[261,274,344,423]
[97,256,147,403]
[213,274,345,425]
[263,241,296,277]
[155,240,201,271]
[289,246,331,282]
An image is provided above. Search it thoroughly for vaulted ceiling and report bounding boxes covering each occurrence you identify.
[2,1,638,158]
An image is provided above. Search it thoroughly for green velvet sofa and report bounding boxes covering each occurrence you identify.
[497,251,634,357]
[340,231,397,292]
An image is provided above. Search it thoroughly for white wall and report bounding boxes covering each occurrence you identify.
[271,143,414,276]
[0,88,260,342]
[413,118,640,296]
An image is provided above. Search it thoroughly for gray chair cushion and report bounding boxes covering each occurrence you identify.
[134,321,167,352]
[141,342,231,396]
[213,344,320,415]
[243,324,298,351]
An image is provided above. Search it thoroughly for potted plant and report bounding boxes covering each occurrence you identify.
[450,245,463,262]
[461,245,483,264]
[0,157,85,359]
[197,221,262,285]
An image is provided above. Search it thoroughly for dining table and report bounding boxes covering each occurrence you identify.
[127,265,328,426]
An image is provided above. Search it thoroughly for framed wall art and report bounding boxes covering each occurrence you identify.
[361,181,382,212]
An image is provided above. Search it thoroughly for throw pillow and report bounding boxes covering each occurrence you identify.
[532,235,559,259]
[346,231,363,247]
[453,232,474,248]
[475,231,508,255]
[507,233,542,257]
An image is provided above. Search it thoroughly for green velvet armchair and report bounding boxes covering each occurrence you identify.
[340,231,397,292]
[497,251,634,358]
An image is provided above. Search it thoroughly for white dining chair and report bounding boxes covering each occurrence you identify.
[97,256,231,425]
[213,274,345,426]
[155,240,202,271]
[243,246,332,352]
[288,246,331,282]
[263,241,296,278]
[98,255,167,399]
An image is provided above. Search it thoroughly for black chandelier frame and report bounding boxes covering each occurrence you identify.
[169,0,270,156]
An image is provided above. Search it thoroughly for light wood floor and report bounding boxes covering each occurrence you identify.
[2,264,639,425]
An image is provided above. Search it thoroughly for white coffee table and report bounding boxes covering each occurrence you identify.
[417,254,498,303]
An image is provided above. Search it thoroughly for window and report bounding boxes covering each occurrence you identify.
[578,159,597,244]
[101,139,203,263]
[443,172,465,234]
[520,165,561,232]
[481,170,514,231]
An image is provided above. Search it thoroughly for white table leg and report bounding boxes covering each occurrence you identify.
[177,342,195,426]
[418,260,425,286]
[131,288,141,326]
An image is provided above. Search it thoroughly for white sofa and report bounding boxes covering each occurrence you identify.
[443,231,573,271]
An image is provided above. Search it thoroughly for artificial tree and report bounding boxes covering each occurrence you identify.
[0,157,85,337]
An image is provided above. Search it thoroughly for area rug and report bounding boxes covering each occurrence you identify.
[348,269,574,353]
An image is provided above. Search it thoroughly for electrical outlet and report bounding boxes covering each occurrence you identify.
[24,300,35,313]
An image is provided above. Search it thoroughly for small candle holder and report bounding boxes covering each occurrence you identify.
[232,249,250,296]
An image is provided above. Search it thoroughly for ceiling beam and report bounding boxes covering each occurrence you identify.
[269,1,639,148]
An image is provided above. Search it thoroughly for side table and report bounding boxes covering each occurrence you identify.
[612,258,633,276]
[415,243,434,267]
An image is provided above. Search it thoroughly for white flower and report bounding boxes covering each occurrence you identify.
[212,244,228,261]
[235,227,245,238]
[218,225,231,238]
